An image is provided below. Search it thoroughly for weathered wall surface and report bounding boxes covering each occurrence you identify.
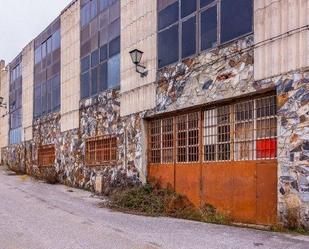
[1,89,143,191]
[254,0,309,80]
[60,0,80,132]
[120,0,157,116]
[153,36,271,114]
[0,62,9,157]
[22,41,34,141]
[274,68,309,229]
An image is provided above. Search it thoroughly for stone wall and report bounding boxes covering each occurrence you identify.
[1,89,142,192]
[154,36,269,113]
[1,30,308,228]
[149,34,309,228]
[274,68,309,229]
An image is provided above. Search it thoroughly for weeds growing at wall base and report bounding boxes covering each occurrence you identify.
[102,184,231,225]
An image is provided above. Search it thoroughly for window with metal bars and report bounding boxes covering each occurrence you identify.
[149,95,277,164]
[204,95,277,161]
[38,145,55,167]
[149,113,200,164]
[85,136,117,165]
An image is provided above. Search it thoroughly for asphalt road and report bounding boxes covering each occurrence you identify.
[0,168,308,249]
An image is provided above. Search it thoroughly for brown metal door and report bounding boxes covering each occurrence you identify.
[256,161,277,225]
[149,160,277,225]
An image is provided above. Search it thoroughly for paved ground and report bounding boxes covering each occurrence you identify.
[0,168,308,249]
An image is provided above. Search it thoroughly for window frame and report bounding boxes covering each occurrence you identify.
[80,0,120,100]
[148,93,277,165]
[38,145,56,167]
[9,62,23,145]
[33,25,61,118]
[157,0,254,69]
[85,135,118,166]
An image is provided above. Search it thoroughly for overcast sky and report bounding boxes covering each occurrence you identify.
[0,0,72,63]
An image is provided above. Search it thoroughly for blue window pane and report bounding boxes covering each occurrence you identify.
[81,56,90,72]
[201,5,217,50]
[47,37,52,54]
[181,0,196,18]
[9,128,22,145]
[107,54,120,89]
[109,36,120,57]
[35,47,42,64]
[158,1,179,30]
[10,109,22,129]
[52,30,61,50]
[221,0,253,43]
[91,67,98,95]
[52,75,60,110]
[158,24,179,68]
[90,0,98,19]
[41,42,47,58]
[98,62,107,91]
[41,82,47,114]
[81,2,90,27]
[100,45,108,62]
[200,0,215,8]
[99,0,109,12]
[47,79,52,112]
[81,72,90,98]
[91,49,99,67]
[34,84,41,117]
[182,16,196,58]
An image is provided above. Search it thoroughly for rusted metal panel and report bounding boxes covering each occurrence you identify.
[231,162,257,224]
[175,163,201,207]
[256,161,278,225]
[202,163,234,217]
[202,160,277,225]
[148,160,278,225]
[148,164,175,189]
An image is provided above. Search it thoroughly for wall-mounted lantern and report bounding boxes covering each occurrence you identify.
[129,49,148,77]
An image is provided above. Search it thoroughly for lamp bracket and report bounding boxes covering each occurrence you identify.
[136,64,148,77]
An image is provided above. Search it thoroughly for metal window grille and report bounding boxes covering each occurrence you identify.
[176,112,200,163]
[149,112,200,164]
[85,136,117,165]
[38,145,55,167]
[149,95,277,164]
[149,118,174,164]
[203,95,277,162]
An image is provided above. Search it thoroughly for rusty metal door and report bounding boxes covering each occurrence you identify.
[148,160,277,225]
[202,160,277,225]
